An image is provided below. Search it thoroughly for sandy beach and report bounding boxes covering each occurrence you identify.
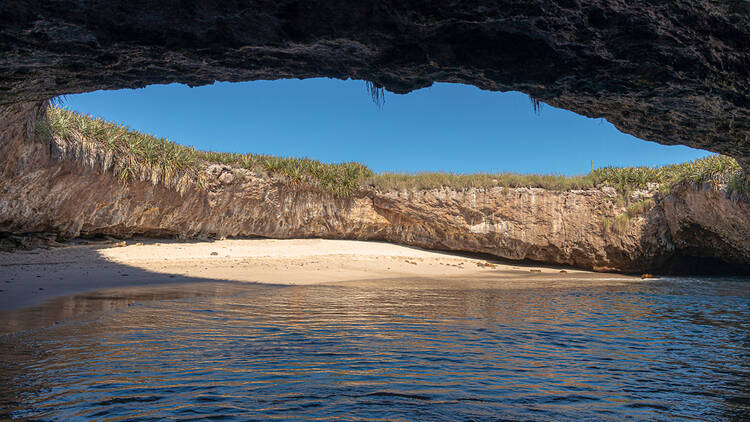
[0,238,635,313]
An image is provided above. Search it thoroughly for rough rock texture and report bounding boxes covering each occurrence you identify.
[1,1,749,172]
[2,103,748,273]
[661,183,750,270]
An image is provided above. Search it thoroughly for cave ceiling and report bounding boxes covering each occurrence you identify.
[1,1,748,170]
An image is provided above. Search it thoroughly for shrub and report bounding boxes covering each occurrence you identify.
[602,214,631,234]
[370,156,745,194]
[38,104,747,199]
[37,105,373,196]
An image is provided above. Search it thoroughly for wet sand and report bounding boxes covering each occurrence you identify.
[0,238,634,312]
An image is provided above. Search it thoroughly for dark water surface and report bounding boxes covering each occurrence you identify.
[1,277,749,421]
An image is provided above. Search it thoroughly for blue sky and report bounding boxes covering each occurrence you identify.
[63,78,709,175]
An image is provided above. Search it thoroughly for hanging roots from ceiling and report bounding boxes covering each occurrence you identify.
[365,81,386,109]
[529,94,543,115]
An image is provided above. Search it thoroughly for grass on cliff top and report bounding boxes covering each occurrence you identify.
[37,105,747,197]
[37,105,373,195]
[370,155,746,194]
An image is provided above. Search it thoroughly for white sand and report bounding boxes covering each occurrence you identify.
[0,238,634,311]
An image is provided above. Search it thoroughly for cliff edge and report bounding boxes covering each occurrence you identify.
[1,103,748,274]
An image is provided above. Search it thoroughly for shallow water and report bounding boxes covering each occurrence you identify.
[1,277,749,421]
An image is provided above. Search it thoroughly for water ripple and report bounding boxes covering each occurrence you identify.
[0,277,749,420]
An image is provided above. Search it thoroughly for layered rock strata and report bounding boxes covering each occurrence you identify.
[2,103,748,273]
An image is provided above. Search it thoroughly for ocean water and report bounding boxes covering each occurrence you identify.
[0,277,748,421]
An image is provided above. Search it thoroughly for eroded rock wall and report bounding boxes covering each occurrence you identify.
[1,103,748,273]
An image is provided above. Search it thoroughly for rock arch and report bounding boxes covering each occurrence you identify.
[1,1,749,171]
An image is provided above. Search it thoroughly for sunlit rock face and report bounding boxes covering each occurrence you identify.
[1,1,749,170]
[1,103,748,274]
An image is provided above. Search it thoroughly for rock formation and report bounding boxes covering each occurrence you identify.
[2,103,748,273]
[1,1,749,172]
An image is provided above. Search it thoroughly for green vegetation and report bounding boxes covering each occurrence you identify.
[36,105,747,198]
[191,151,372,196]
[367,172,595,191]
[367,156,746,195]
[625,198,656,216]
[587,155,745,195]
[36,105,373,196]
[602,214,631,234]
[37,104,204,191]
[602,198,656,234]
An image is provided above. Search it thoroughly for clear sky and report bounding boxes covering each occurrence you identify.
[63,78,709,175]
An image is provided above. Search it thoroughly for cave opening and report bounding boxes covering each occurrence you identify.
[4,78,746,275]
[57,78,712,177]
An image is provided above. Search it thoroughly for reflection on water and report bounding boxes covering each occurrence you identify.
[0,283,246,335]
[0,277,749,420]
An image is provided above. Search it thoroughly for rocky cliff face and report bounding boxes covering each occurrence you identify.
[1,1,749,172]
[2,103,748,273]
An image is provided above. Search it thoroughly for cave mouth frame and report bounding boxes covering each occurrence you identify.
[2,0,747,174]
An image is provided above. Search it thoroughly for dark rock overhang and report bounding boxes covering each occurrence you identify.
[1,1,748,171]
